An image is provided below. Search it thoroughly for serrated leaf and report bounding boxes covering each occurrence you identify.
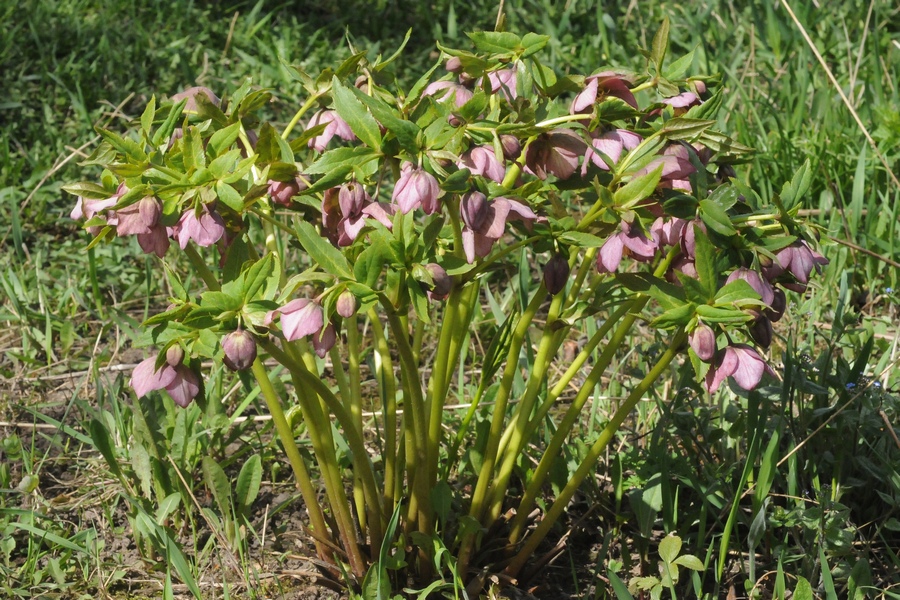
[693,225,717,297]
[695,304,752,323]
[202,456,232,514]
[651,302,695,329]
[209,148,242,180]
[207,122,242,158]
[663,48,696,80]
[650,17,670,70]
[466,31,521,56]
[243,253,280,302]
[306,146,379,175]
[215,180,244,212]
[520,32,550,57]
[97,128,147,163]
[699,198,736,235]
[200,290,243,313]
[347,85,420,154]
[331,76,382,151]
[559,231,607,248]
[140,96,156,137]
[152,98,187,147]
[295,220,353,279]
[62,181,112,199]
[614,165,663,208]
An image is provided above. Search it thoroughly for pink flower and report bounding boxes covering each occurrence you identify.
[170,86,220,113]
[638,145,696,191]
[268,178,306,206]
[116,196,161,237]
[689,324,717,362]
[571,71,637,114]
[596,221,658,274]
[650,217,688,248]
[583,129,642,173]
[486,68,517,101]
[460,191,539,263]
[267,299,337,358]
[322,184,394,246]
[459,145,506,183]
[765,241,829,287]
[663,91,701,110]
[222,330,257,371]
[422,263,453,301]
[422,81,473,108]
[307,110,356,152]
[71,183,127,234]
[392,165,441,214]
[130,347,200,408]
[524,130,587,180]
[705,344,775,393]
[174,204,226,249]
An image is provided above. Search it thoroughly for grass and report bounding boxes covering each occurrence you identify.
[1,0,900,598]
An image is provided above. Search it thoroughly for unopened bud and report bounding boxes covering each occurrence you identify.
[336,290,357,318]
[766,287,786,323]
[446,57,463,73]
[222,330,257,371]
[268,179,304,206]
[543,254,570,295]
[166,345,185,366]
[689,324,717,362]
[424,263,453,300]
[748,317,773,349]
[500,135,521,160]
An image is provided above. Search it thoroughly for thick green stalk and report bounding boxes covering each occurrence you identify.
[507,294,650,544]
[184,243,219,290]
[456,287,546,573]
[504,329,686,577]
[368,310,399,520]
[282,93,324,140]
[250,359,333,562]
[484,290,566,523]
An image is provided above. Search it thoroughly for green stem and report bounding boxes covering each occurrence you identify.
[184,243,219,290]
[250,359,333,562]
[369,309,399,520]
[282,93,324,140]
[504,329,687,578]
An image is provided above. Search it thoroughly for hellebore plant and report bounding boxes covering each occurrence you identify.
[68,19,826,593]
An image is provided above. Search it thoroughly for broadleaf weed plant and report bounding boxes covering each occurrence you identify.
[67,19,828,593]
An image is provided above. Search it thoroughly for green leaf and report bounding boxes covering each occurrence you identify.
[520,32,550,58]
[663,48,696,80]
[779,158,812,211]
[559,231,607,247]
[793,576,813,600]
[354,237,392,288]
[650,16,670,70]
[295,220,353,279]
[152,98,186,147]
[699,198,736,235]
[202,456,233,515]
[306,145,379,175]
[62,181,111,199]
[215,180,244,212]
[243,253,280,302]
[207,122,242,158]
[608,570,634,600]
[466,31,521,56]
[407,273,431,324]
[89,419,124,481]
[347,85,420,154]
[658,534,682,563]
[659,118,716,141]
[695,304,752,324]
[693,226,718,298]
[200,290,243,313]
[673,554,704,571]
[713,279,759,306]
[141,96,156,137]
[235,454,262,510]
[97,128,147,163]
[613,165,663,208]
[651,302,695,329]
[331,76,382,151]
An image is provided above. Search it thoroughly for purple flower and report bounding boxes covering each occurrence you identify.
[650,217,688,248]
[583,129,642,173]
[638,144,697,191]
[116,196,161,237]
[705,344,775,393]
[170,86,220,113]
[392,165,441,214]
[596,221,658,274]
[765,241,829,287]
[524,130,587,180]
[222,329,257,371]
[422,263,453,301]
[689,324,717,362]
[663,91,701,110]
[322,184,394,246]
[71,182,128,234]
[311,323,336,358]
[268,178,306,206]
[174,204,226,249]
[266,298,337,358]
[130,346,200,408]
[459,145,506,183]
[307,110,356,152]
[486,68,517,101]
[460,191,539,263]
[571,71,637,114]
[726,267,775,308]
[543,254,570,295]
[422,81,474,108]
[137,224,171,258]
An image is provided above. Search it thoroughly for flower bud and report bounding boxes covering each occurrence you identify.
[336,290,358,318]
[689,324,717,362]
[166,345,185,366]
[446,57,463,73]
[222,330,257,371]
[424,263,453,301]
[748,317,773,349]
[543,254,570,295]
[766,287,786,323]
[500,135,521,160]
[268,179,304,206]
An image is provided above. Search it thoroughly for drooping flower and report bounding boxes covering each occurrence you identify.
[596,221,658,274]
[583,129,642,173]
[764,241,829,288]
[486,68,517,101]
[322,184,394,247]
[222,329,257,371]
[459,145,506,183]
[170,86,220,113]
[71,182,128,234]
[459,191,539,263]
[639,144,697,192]
[650,217,688,248]
[422,263,453,301]
[116,196,161,237]
[268,178,306,206]
[571,71,638,114]
[422,80,474,109]
[130,346,200,408]
[524,130,587,180]
[266,298,337,358]
[307,110,356,152]
[662,91,701,111]
[705,344,775,393]
[726,267,775,308]
[174,204,226,249]
[689,324,717,362]
[543,254,570,295]
[392,165,441,214]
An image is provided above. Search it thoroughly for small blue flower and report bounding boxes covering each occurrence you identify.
[873,381,882,389]
[886,287,894,294]
[845,382,856,390]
